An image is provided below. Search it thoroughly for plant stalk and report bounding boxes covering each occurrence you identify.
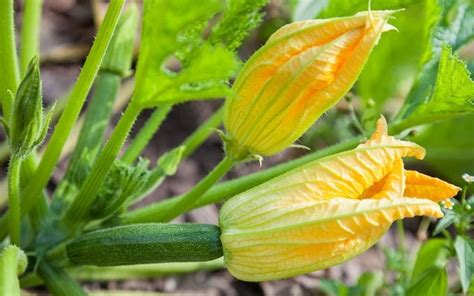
[20,0,43,75]
[7,155,22,246]
[121,104,172,164]
[132,156,234,223]
[0,0,20,121]
[64,102,142,224]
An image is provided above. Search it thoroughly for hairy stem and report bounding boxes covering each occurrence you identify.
[64,102,141,224]
[121,104,172,164]
[7,155,22,246]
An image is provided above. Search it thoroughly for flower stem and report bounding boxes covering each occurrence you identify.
[121,136,364,224]
[0,0,20,121]
[20,0,43,75]
[64,102,142,224]
[7,155,22,246]
[121,104,172,164]
[155,156,234,222]
[0,0,126,241]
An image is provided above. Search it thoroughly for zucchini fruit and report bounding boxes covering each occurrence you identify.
[66,223,223,266]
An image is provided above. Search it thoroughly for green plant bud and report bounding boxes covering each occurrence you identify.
[9,57,52,156]
[90,158,151,218]
[157,146,185,176]
[66,223,223,266]
[101,4,138,76]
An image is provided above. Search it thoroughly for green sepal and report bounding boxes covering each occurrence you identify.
[157,146,185,176]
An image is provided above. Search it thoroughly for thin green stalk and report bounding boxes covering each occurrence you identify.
[181,107,223,158]
[121,136,363,224]
[0,245,27,295]
[21,258,224,287]
[0,0,20,121]
[122,104,172,164]
[7,155,22,246]
[22,155,48,235]
[64,102,142,224]
[20,0,43,75]
[0,0,126,241]
[37,262,87,296]
[397,220,407,273]
[130,156,235,223]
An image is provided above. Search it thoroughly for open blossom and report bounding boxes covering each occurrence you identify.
[219,117,460,281]
[223,10,396,160]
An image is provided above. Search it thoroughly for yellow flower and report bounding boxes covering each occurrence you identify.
[219,117,460,281]
[223,10,397,160]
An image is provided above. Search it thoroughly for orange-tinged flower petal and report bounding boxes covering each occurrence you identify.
[362,159,406,199]
[219,116,458,281]
[224,11,396,159]
[220,197,441,281]
[404,170,461,202]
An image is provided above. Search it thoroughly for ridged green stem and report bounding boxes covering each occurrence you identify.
[20,0,43,75]
[0,0,20,121]
[64,102,141,224]
[121,136,363,224]
[121,104,172,164]
[7,155,22,245]
[0,0,126,241]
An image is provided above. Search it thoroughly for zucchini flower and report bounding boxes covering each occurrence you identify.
[220,117,460,281]
[223,10,397,160]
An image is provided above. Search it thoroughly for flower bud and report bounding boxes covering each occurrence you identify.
[8,57,53,156]
[223,11,396,160]
[219,117,460,281]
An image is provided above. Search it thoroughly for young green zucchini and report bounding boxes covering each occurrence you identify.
[66,223,222,266]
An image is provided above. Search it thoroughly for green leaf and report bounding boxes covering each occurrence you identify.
[356,271,384,296]
[406,266,448,296]
[395,0,474,124]
[145,44,239,105]
[410,239,451,285]
[395,46,474,130]
[210,0,269,51]
[412,114,474,185]
[134,0,240,107]
[454,236,474,293]
[433,209,458,235]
